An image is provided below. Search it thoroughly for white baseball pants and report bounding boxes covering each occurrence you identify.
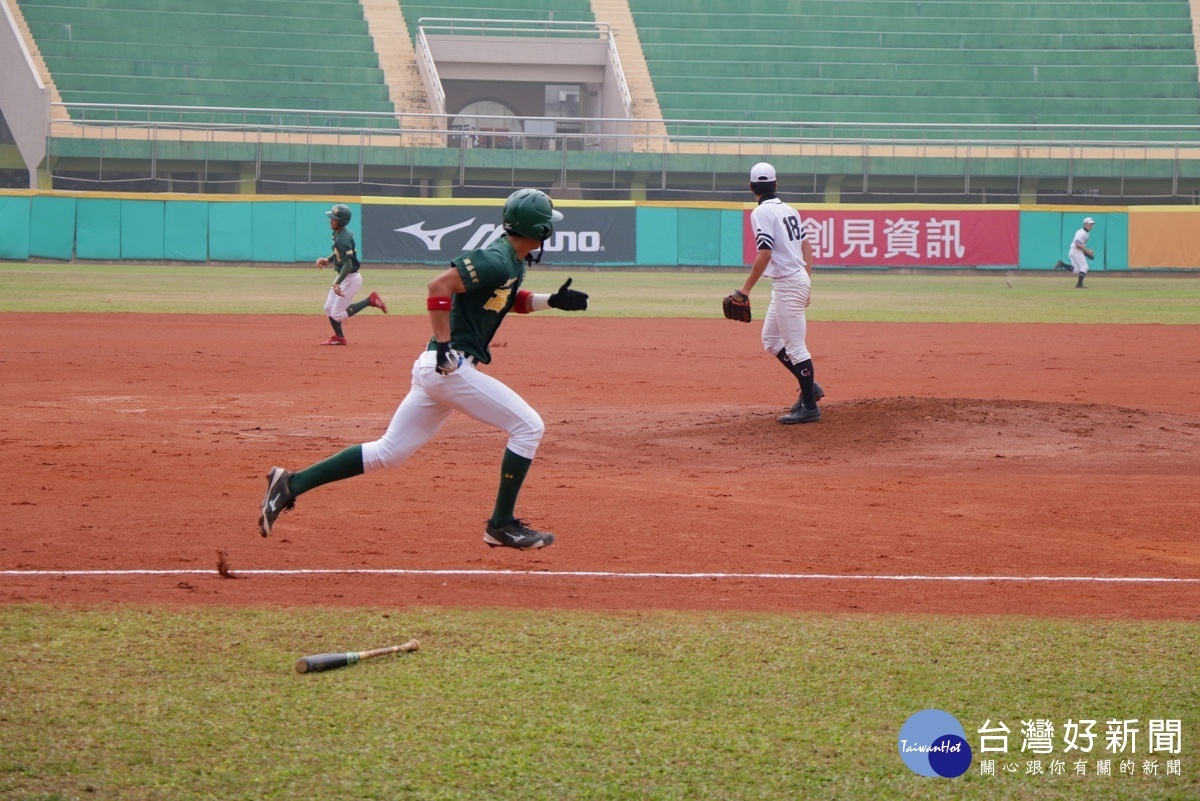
[761,271,812,363]
[1070,250,1089,275]
[361,350,545,473]
[323,272,363,321]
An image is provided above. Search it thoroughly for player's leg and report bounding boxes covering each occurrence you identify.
[424,357,551,548]
[771,277,821,423]
[762,296,819,393]
[258,358,452,537]
[339,274,377,318]
[1070,252,1088,288]
[323,274,360,342]
[322,288,346,344]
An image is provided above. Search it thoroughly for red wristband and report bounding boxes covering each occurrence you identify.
[426,296,452,311]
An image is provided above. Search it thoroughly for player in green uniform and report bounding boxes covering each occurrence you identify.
[259,189,589,549]
[317,204,387,345]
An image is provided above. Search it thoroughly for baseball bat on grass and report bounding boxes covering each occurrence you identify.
[295,639,419,674]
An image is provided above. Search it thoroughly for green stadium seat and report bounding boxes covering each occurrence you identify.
[17,0,397,129]
[398,0,596,45]
[629,0,1200,133]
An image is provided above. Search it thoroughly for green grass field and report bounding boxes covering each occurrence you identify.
[2,263,1198,799]
[3,263,1200,323]
[2,607,1197,800]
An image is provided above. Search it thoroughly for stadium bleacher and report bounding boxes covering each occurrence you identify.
[629,0,1200,135]
[398,0,596,41]
[17,0,397,128]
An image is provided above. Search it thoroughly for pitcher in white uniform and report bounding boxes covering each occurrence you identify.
[739,162,824,424]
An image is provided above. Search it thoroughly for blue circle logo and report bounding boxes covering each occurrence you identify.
[898,709,973,778]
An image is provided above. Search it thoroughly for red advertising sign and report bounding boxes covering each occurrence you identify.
[743,209,1019,267]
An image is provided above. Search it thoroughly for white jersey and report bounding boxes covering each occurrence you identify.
[750,197,809,281]
[1071,227,1090,254]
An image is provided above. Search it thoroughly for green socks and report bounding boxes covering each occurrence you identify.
[288,445,531,524]
[289,444,364,497]
[490,448,532,526]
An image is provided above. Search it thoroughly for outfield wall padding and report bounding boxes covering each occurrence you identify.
[0,195,32,260]
[1129,210,1200,268]
[75,198,122,260]
[5,191,1200,269]
[251,202,297,263]
[164,202,209,261]
[207,202,253,262]
[29,196,75,260]
[120,200,166,261]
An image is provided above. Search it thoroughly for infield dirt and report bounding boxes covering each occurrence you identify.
[2,314,1197,618]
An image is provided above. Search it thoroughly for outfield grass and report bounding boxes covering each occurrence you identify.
[3,263,1200,323]
[2,606,1196,800]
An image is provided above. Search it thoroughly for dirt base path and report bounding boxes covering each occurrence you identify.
[2,314,1197,618]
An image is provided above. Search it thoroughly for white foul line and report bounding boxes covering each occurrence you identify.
[0,568,1198,583]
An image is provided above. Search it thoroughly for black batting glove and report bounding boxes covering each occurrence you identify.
[547,277,589,311]
[435,341,460,375]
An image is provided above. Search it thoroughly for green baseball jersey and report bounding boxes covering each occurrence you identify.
[430,236,525,365]
[328,227,360,282]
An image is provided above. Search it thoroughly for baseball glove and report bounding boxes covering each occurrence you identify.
[722,290,751,323]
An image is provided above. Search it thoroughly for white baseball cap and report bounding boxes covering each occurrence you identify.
[749,162,777,182]
[1083,217,1095,224]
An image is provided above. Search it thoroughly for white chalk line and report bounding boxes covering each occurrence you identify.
[1,568,1198,584]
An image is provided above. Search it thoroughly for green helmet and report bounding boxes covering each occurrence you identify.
[502,189,563,241]
[325,204,352,225]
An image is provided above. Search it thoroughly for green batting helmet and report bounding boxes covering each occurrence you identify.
[502,189,562,241]
[325,204,352,224]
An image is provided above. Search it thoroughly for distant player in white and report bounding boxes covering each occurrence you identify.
[740,162,824,424]
[1069,216,1095,289]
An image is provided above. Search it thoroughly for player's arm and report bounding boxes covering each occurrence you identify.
[740,248,772,296]
[427,266,467,344]
[802,238,814,276]
[512,278,588,314]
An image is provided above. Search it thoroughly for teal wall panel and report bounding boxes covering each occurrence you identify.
[164,202,209,261]
[1104,213,1129,270]
[29,196,76,260]
[251,202,297,262]
[1017,211,1061,270]
[75,199,122,260]
[120,200,165,260]
[0,196,32,259]
[208,202,253,261]
[636,207,677,267]
[1060,213,1105,271]
[296,202,337,263]
[676,208,720,266]
[720,209,746,267]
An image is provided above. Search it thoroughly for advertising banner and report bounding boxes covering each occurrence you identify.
[744,208,1020,268]
[362,203,636,266]
[1129,211,1200,268]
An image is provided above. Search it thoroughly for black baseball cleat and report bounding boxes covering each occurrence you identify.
[484,518,555,550]
[258,466,295,538]
[778,406,821,425]
[788,382,825,415]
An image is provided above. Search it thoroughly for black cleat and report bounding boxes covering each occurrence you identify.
[789,382,825,415]
[258,466,295,538]
[484,518,555,550]
[778,406,822,425]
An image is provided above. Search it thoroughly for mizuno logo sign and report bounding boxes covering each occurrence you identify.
[395,218,477,250]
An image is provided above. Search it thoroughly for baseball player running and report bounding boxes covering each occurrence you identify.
[318,204,388,345]
[259,189,589,549]
[723,162,823,424]
[1068,216,1095,289]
